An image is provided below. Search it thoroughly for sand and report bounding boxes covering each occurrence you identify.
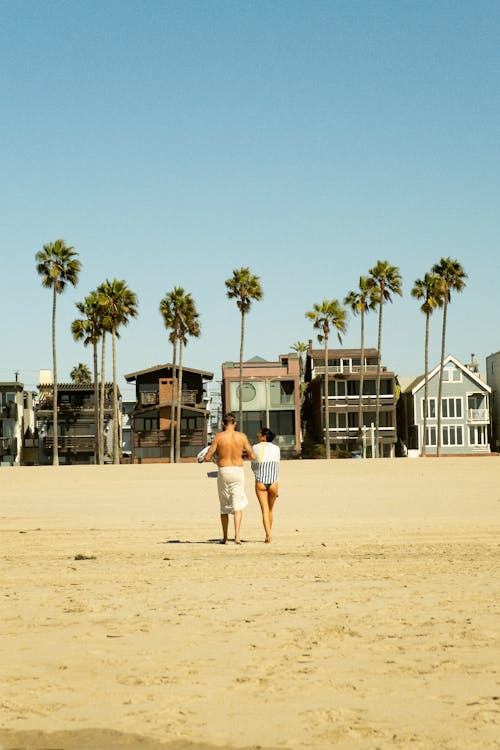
[0,458,499,750]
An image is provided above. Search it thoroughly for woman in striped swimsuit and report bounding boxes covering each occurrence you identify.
[251,427,280,543]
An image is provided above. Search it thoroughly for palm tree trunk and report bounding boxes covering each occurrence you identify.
[238,311,245,429]
[112,327,120,464]
[99,333,106,464]
[375,299,383,458]
[52,286,59,466]
[170,340,177,464]
[422,312,430,457]
[324,335,330,459]
[175,340,184,462]
[436,300,448,457]
[92,340,100,464]
[358,309,365,445]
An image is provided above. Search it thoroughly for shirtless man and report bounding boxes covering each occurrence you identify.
[205,413,256,544]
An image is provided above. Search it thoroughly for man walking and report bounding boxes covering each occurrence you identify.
[205,413,255,544]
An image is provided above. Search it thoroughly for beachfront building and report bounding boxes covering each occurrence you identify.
[303,344,398,458]
[35,373,115,464]
[0,380,36,466]
[124,364,213,463]
[484,351,500,452]
[221,354,301,456]
[398,354,491,456]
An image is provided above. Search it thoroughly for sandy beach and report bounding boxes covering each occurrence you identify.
[1,458,499,750]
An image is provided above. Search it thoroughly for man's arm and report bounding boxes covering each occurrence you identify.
[243,435,256,461]
[204,436,218,462]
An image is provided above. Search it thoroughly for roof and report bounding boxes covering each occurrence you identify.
[38,382,113,390]
[125,364,214,381]
[308,348,380,360]
[410,355,491,395]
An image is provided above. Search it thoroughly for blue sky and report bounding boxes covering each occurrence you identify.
[2,0,499,399]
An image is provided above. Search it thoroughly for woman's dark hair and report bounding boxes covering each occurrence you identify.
[260,427,275,443]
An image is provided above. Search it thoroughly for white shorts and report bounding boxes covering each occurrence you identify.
[217,466,248,514]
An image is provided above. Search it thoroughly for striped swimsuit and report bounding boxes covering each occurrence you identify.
[251,441,280,488]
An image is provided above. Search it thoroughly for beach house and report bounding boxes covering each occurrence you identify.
[35,373,116,464]
[398,354,491,455]
[303,345,398,457]
[221,353,301,456]
[124,363,213,462]
[0,380,36,466]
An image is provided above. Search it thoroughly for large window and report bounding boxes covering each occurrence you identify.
[421,398,436,419]
[442,425,463,446]
[469,425,487,446]
[425,426,437,447]
[441,398,462,419]
[269,410,295,436]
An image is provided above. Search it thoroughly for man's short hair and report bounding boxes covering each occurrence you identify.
[222,412,236,425]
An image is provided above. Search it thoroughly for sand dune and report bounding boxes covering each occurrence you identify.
[1,459,499,749]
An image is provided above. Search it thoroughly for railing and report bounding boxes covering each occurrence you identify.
[139,390,199,407]
[328,395,395,405]
[315,365,379,375]
[44,436,96,451]
[37,399,112,411]
[134,428,204,448]
[467,409,488,422]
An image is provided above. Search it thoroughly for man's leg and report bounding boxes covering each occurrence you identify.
[220,513,229,543]
[234,510,243,544]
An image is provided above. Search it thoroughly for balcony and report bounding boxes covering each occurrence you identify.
[315,364,379,375]
[43,436,96,452]
[140,390,199,407]
[467,409,489,423]
[0,437,18,454]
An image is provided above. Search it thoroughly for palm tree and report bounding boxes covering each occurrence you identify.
[98,279,138,464]
[431,257,467,457]
[225,267,263,429]
[306,300,347,459]
[71,291,104,463]
[70,363,92,383]
[160,288,184,463]
[411,273,446,456]
[35,239,81,466]
[290,341,307,383]
[344,276,379,447]
[176,296,200,462]
[368,261,403,458]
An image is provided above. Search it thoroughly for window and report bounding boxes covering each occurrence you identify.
[181,416,204,431]
[442,425,463,446]
[469,426,487,446]
[425,426,437,447]
[442,367,462,383]
[421,397,436,419]
[441,398,462,419]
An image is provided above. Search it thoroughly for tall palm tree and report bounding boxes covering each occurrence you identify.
[225,267,263,429]
[344,276,379,446]
[160,288,184,463]
[411,273,446,456]
[431,257,467,457]
[306,300,347,459]
[35,239,81,466]
[175,292,201,462]
[290,341,307,383]
[71,290,104,463]
[98,279,138,464]
[70,363,92,383]
[368,261,403,458]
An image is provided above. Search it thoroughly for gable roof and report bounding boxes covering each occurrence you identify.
[125,364,214,381]
[411,354,491,395]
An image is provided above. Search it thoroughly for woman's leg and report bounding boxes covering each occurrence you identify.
[267,483,279,533]
[255,482,272,542]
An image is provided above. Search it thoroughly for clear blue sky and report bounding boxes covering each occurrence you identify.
[2,0,499,399]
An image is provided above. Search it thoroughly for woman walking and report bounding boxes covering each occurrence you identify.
[251,428,280,543]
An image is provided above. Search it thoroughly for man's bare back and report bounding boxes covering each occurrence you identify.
[205,417,255,466]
